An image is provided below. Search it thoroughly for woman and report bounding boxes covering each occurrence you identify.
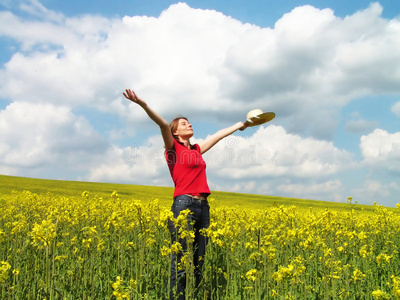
[123,89,247,299]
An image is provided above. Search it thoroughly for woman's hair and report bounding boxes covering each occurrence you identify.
[169,116,188,141]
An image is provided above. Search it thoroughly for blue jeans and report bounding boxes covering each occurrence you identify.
[168,195,210,300]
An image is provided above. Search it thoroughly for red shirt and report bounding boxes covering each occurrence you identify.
[165,139,211,197]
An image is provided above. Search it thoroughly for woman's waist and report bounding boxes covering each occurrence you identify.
[185,193,208,200]
[174,193,209,201]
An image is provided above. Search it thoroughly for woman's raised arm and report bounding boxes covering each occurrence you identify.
[198,122,247,154]
[123,89,175,150]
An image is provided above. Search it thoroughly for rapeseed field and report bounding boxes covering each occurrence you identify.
[1,175,399,299]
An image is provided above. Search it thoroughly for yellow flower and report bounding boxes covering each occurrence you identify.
[359,245,368,258]
[55,255,68,262]
[249,252,260,260]
[372,289,390,300]
[172,209,192,229]
[352,269,366,281]
[81,226,98,237]
[324,248,333,257]
[272,271,283,282]
[111,276,130,299]
[271,289,279,297]
[376,253,392,265]
[29,219,57,249]
[358,231,368,240]
[129,278,137,289]
[82,238,92,248]
[70,236,78,245]
[390,276,400,298]
[180,229,195,240]
[214,239,224,247]
[112,276,122,290]
[161,245,171,256]
[145,238,156,247]
[171,242,182,254]
[0,261,11,284]
[0,229,5,242]
[245,269,257,282]
[97,239,105,252]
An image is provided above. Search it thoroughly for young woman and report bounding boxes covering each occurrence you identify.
[123,89,247,299]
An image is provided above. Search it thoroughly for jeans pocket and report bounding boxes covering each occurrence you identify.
[170,196,191,217]
[172,197,192,213]
[174,197,192,206]
[169,197,192,235]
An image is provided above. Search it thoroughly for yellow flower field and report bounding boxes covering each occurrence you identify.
[1,187,400,299]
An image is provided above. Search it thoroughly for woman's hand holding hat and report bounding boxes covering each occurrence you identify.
[240,109,275,130]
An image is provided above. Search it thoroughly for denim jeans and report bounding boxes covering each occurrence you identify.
[168,195,210,300]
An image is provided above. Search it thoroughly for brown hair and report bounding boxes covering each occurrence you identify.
[169,116,188,141]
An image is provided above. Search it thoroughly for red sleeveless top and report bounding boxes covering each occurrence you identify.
[165,139,211,197]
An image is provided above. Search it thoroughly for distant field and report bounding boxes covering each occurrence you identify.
[0,174,375,212]
[0,174,175,204]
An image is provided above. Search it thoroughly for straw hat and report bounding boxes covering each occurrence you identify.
[245,109,275,127]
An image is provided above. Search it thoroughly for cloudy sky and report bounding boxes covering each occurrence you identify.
[0,0,399,206]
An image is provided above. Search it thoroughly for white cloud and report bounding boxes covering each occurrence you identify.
[360,128,400,174]
[86,138,171,186]
[204,125,354,179]
[1,2,399,137]
[19,0,64,22]
[208,180,260,196]
[392,101,400,117]
[360,129,400,160]
[350,179,400,206]
[0,101,109,177]
[277,180,344,202]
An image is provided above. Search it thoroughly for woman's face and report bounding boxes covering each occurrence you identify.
[174,118,193,139]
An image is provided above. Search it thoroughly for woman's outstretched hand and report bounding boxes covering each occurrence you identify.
[123,89,146,106]
[239,121,248,131]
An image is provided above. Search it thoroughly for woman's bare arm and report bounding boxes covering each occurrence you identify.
[123,89,175,150]
[197,122,247,154]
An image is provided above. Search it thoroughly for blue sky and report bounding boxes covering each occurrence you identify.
[0,0,399,206]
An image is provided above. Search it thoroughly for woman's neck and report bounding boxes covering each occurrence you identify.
[178,137,191,148]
